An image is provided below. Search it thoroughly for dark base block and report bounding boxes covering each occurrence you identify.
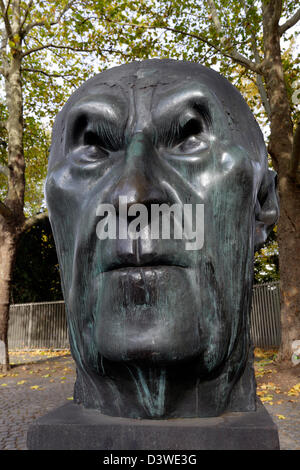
[27,400,279,450]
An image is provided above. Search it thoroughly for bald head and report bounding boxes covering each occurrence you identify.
[49,60,267,173]
[45,59,278,419]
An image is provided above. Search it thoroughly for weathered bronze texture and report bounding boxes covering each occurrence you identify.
[45,59,279,419]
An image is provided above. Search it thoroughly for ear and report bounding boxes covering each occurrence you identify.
[254,168,279,251]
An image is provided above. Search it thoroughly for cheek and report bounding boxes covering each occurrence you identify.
[45,165,88,224]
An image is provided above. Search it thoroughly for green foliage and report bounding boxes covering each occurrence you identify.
[1,0,298,296]
[95,0,299,127]
[254,228,279,284]
[11,217,63,303]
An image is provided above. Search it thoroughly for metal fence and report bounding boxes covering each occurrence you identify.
[8,301,69,350]
[250,281,281,349]
[8,282,281,350]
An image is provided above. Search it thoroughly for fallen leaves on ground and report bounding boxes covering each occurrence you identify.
[10,349,71,358]
[254,348,278,360]
[254,348,278,378]
[256,382,281,404]
[287,383,300,397]
[0,349,75,394]
[254,348,300,409]
[1,348,299,407]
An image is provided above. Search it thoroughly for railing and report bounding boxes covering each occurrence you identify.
[8,301,68,350]
[8,282,281,350]
[250,281,281,348]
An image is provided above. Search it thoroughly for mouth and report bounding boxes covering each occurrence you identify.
[104,261,188,273]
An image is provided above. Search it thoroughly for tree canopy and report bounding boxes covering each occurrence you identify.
[0,1,299,371]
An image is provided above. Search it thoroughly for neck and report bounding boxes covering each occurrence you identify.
[72,346,256,419]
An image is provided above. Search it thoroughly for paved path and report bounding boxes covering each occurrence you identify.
[0,353,75,450]
[0,353,299,450]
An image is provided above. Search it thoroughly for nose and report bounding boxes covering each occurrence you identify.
[110,132,168,210]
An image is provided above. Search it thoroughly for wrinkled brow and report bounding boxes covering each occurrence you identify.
[152,89,212,146]
[64,95,128,153]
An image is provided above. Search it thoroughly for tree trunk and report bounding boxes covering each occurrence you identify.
[0,224,18,372]
[276,179,300,361]
[0,2,25,371]
[262,0,300,362]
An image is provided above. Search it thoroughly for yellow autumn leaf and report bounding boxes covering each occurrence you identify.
[1,383,8,386]
[277,415,286,420]
[42,374,51,378]
[67,397,73,400]
[17,380,26,385]
[30,385,40,390]
[260,395,273,402]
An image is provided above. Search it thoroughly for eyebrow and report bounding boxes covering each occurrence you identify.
[155,85,211,116]
[153,90,212,146]
[65,96,127,153]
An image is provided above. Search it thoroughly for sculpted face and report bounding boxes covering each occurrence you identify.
[45,60,279,418]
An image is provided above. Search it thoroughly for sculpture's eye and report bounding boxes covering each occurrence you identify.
[181,118,202,140]
[84,131,101,146]
[176,118,209,154]
[83,130,109,157]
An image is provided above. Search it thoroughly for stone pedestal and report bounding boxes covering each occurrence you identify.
[27,400,279,450]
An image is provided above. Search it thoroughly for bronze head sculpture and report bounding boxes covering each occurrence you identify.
[45,59,279,419]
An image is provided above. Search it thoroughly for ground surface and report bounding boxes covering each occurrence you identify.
[0,348,299,450]
[254,348,300,450]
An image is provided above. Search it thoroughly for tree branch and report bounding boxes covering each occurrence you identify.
[206,0,263,74]
[0,0,13,39]
[102,11,264,74]
[22,67,75,78]
[19,0,33,34]
[279,8,300,35]
[0,199,14,220]
[22,20,59,37]
[22,43,96,57]
[22,210,48,232]
[22,0,77,37]
[207,0,222,32]
[161,25,264,73]
[22,42,124,58]
[241,0,271,118]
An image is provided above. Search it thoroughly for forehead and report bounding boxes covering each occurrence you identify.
[68,65,218,109]
[49,61,266,168]
[67,77,217,130]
